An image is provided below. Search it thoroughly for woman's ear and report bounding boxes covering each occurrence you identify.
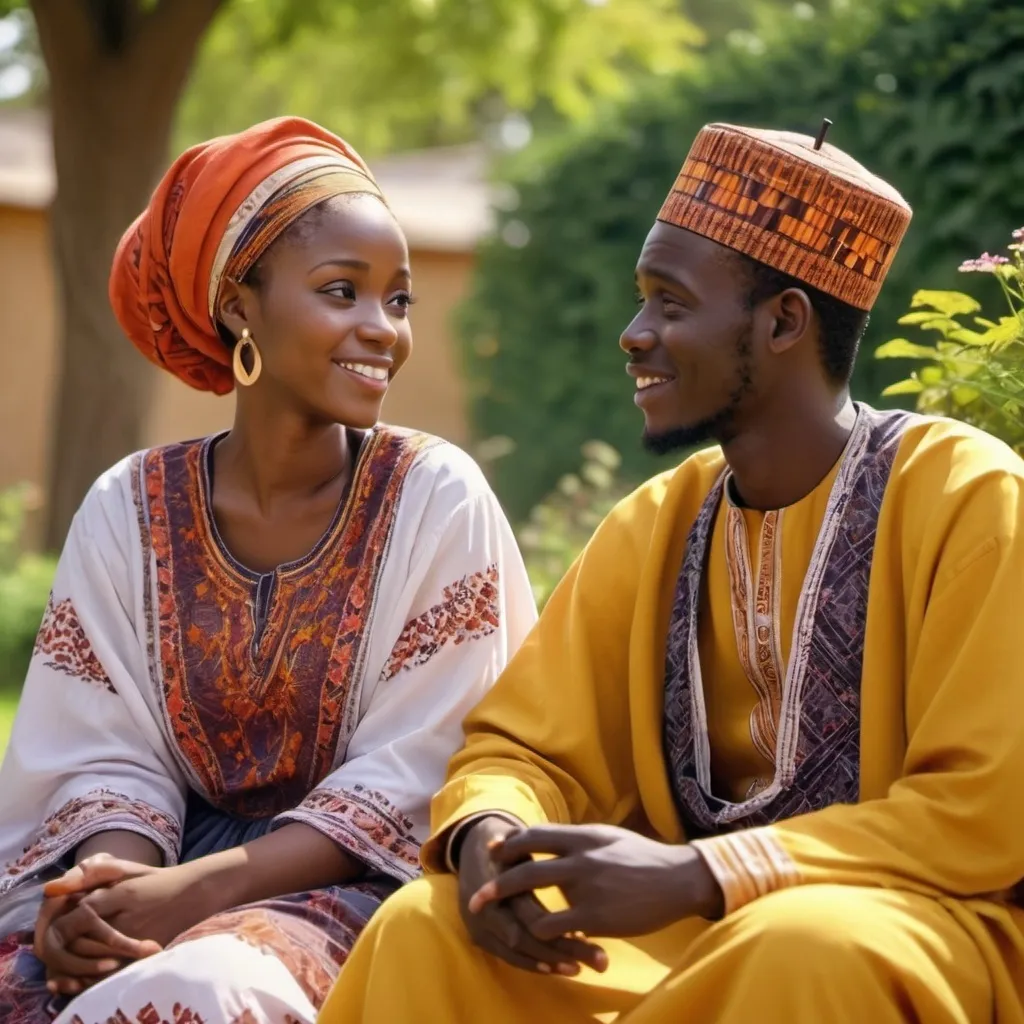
[216,278,251,343]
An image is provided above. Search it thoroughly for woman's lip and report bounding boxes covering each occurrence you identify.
[334,362,389,393]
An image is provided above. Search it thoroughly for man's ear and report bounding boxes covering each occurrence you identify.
[765,287,814,356]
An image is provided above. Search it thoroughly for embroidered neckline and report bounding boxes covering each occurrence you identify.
[686,406,873,820]
[724,506,785,766]
[196,427,372,583]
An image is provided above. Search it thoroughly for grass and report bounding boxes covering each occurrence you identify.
[0,686,18,758]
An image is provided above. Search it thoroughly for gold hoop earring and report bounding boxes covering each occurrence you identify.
[232,328,262,387]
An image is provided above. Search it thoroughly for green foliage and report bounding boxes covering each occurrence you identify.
[517,440,629,607]
[463,0,1024,518]
[175,0,700,155]
[0,485,55,692]
[876,228,1024,449]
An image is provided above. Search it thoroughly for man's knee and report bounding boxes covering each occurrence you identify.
[719,885,906,974]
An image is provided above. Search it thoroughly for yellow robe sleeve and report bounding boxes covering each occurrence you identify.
[421,486,661,872]
[694,470,1024,914]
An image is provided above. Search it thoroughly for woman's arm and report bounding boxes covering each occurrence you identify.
[77,831,162,867]
[180,823,363,913]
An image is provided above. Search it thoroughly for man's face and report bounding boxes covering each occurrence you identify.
[620,222,757,454]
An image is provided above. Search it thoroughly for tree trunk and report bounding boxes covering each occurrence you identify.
[32,0,222,550]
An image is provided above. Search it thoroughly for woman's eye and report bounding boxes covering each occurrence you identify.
[389,292,416,316]
[634,288,645,307]
[323,282,356,300]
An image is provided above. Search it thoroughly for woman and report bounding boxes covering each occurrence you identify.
[0,117,536,1023]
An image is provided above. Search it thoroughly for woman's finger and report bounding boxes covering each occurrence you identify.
[67,935,126,960]
[33,895,69,959]
[49,903,160,970]
[74,903,162,960]
[43,855,138,898]
[46,976,82,997]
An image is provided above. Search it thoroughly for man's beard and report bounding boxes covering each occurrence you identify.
[642,325,754,457]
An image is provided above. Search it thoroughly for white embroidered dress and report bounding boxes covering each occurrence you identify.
[0,425,536,1024]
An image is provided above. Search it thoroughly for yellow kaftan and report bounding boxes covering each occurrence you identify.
[321,416,1024,1024]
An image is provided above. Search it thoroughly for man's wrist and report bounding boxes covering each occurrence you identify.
[448,813,521,872]
[680,845,725,920]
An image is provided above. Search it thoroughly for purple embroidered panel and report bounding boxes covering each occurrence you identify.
[663,406,914,835]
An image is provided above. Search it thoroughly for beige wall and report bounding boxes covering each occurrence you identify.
[0,205,58,492]
[0,206,474,507]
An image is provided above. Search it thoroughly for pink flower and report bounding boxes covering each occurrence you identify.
[1013,228,1024,241]
[959,253,1011,273]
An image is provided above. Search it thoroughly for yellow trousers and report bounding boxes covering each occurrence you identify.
[320,875,992,1024]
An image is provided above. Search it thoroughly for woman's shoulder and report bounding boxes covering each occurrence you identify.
[76,437,209,527]
[372,425,494,506]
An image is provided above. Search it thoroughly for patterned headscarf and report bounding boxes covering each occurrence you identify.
[109,117,385,394]
[658,123,912,311]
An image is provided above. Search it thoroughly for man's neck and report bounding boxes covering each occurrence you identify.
[722,392,856,510]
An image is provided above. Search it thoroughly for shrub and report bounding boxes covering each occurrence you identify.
[463,0,1024,519]
[876,226,1024,449]
[517,440,630,608]
[0,485,55,692]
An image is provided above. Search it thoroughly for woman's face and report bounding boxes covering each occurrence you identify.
[220,193,413,428]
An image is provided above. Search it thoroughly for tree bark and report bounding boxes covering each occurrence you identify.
[32,0,222,550]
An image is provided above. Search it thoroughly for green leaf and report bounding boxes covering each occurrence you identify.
[920,366,945,385]
[977,317,1024,352]
[881,378,925,396]
[874,338,939,360]
[896,313,961,335]
[898,311,946,325]
[951,385,981,406]
[910,290,982,317]
[947,327,990,346]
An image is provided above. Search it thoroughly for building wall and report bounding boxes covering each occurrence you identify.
[0,205,474,512]
[0,205,57,492]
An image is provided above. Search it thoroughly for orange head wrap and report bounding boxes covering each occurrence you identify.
[109,117,385,394]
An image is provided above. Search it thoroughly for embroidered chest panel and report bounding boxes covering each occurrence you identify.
[663,407,913,835]
[137,427,438,818]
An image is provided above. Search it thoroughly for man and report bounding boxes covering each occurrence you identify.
[320,123,1024,1023]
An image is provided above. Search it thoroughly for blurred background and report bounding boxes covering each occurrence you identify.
[1,0,1023,748]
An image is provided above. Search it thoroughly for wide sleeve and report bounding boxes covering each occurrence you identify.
[692,471,1024,914]
[273,487,537,884]
[0,473,187,905]
[420,495,654,873]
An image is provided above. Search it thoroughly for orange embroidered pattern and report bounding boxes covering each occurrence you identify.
[142,427,437,818]
[33,596,115,693]
[382,564,500,681]
[281,784,420,881]
[657,126,911,311]
[1,790,179,897]
[168,880,390,1009]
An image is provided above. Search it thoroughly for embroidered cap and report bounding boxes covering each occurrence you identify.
[657,122,912,311]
